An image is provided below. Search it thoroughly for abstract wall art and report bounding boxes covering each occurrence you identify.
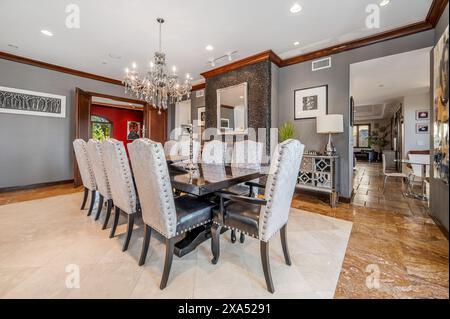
[0,86,66,118]
[433,26,449,184]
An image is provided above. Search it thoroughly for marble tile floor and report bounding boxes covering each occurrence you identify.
[293,162,449,298]
[0,192,352,299]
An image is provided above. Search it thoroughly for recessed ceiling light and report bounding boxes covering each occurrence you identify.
[290,3,302,14]
[294,41,300,46]
[108,53,122,59]
[206,45,214,51]
[40,29,53,37]
[379,0,390,7]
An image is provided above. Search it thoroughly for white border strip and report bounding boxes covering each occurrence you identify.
[0,86,66,118]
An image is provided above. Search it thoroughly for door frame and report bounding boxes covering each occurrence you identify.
[74,88,167,186]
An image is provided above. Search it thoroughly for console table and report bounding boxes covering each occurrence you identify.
[297,155,339,207]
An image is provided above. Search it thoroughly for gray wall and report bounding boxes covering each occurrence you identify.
[278,30,435,199]
[0,59,128,188]
[430,4,449,232]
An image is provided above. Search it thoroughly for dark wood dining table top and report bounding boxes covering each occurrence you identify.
[168,163,266,196]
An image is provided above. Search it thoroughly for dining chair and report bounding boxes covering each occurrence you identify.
[128,138,216,290]
[87,139,114,227]
[164,140,178,157]
[73,139,97,216]
[228,139,264,243]
[381,154,408,193]
[102,139,138,251]
[211,139,305,293]
[178,139,201,163]
[408,153,430,197]
[202,140,226,164]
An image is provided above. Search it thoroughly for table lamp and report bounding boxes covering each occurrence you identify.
[316,114,344,156]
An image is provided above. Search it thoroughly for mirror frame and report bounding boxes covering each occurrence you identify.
[216,82,248,135]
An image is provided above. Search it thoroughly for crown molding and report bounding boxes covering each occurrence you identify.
[280,20,433,67]
[0,51,123,86]
[200,50,282,79]
[426,0,449,27]
[192,82,206,91]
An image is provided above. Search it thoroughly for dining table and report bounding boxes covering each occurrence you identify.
[165,159,267,257]
[394,159,430,201]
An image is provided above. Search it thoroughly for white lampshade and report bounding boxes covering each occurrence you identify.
[316,114,344,134]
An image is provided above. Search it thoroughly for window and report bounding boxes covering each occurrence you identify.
[353,124,371,148]
[91,115,112,140]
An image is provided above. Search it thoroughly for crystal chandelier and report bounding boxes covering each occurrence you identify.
[123,18,192,113]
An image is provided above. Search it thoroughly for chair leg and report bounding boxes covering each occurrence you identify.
[239,232,245,244]
[102,200,113,230]
[122,214,135,252]
[382,176,388,194]
[280,224,291,266]
[87,190,96,216]
[211,223,221,265]
[160,238,175,290]
[80,187,89,210]
[94,194,104,221]
[109,206,120,238]
[231,229,236,243]
[260,241,275,294]
[139,224,152,266]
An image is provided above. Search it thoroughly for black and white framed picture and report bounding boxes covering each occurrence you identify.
[416,123,429,134]
[294,85,328,120]
[0,86,66,118]
[416,110,430,120]
[220,118,230,129]
[197,107,206,126]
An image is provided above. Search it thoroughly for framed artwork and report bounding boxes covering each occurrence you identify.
[0,86,66,118]
[127,121,141,140]
[220,118,230,129]
[416,110,430,120]
[350,96,355,126]
[294,85,328,120]
[433,25,449,184]
[416,123,429,134]
[197,107,206,126]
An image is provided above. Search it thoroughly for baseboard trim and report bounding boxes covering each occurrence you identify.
[0,179,74,193]
[296,188,352,204]
[429,214,449,241]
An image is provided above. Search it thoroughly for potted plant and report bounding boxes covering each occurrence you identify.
[279,122,295,142]
[367,125,390,161]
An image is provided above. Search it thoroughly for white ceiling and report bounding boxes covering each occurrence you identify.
[351,47,431,120]
[0,0,433,82]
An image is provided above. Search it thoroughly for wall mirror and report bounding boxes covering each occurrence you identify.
[216,82,248,134]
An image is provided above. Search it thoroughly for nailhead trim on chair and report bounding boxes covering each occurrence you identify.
[91,140,112,199]
[108,139,136,214]
[74,139,97,191]
[213,221,259,239]
[260,141,300,242]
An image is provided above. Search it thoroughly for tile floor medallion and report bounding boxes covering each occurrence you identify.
[0,192,352,299]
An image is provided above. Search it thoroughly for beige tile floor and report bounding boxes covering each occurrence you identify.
[0,192,352,299]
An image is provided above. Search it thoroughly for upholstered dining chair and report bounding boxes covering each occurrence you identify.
[87,139,114,227]
[102,139,138,252]
[128,138,216,290]
[202,140,226,164]
[164,140,178,157]
[211,139,305,293]
[228,139,264,243]
[73,139,97,216]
